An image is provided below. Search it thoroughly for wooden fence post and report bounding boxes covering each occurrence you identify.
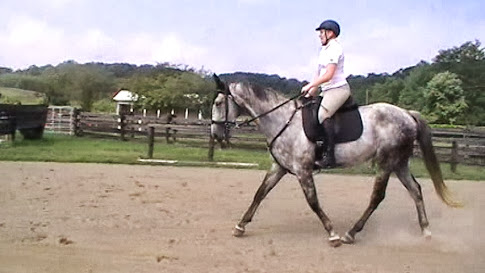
[119,114,126,141]
[0,111,15,141]
[129,115,136,139]
[450,140,458,173]
[165,127,171,143]
[172,129,178,142]
[10,117,16,141]
[73,108,82,136]
[208,136,215,161]
[148,126,155,159]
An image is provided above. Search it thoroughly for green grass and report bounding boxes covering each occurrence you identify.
[0,133,484,180]
[0,87,47,105]
[0,134,144,164]
[0,134,270,167]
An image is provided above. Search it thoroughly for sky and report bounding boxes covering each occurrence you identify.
[0,0,484,81]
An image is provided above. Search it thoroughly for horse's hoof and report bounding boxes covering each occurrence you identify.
[422,228,432,240]
[340,232,355,244]
[328,235,342,247]
[232,225,245,237]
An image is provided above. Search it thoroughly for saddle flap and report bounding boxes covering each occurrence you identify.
[301,95,363,144]
[301,96,325,142]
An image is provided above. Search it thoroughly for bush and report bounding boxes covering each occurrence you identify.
[91,99,116,114]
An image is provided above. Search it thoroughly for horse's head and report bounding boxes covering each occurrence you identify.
[210,74,240,142]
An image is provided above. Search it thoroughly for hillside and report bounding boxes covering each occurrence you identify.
[219,72,305,96]
[0,87,47,105]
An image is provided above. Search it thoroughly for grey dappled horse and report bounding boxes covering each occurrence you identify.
[211,75,460,247]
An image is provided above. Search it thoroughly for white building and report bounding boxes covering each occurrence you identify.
[112,89,203,119]
[112,90,138,115]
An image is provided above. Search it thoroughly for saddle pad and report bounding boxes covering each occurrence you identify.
[301,96,363,144]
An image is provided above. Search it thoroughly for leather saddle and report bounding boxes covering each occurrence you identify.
[301,96,363,144]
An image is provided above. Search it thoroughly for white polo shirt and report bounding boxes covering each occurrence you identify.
[317,39,347,91]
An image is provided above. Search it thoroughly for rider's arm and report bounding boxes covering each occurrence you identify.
[306,74,320,96]
[301,63,337,96]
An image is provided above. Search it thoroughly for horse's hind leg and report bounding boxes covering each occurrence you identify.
[233,163,287,237]
[297,172,341,247]
[395,164,431,239]
[341,170,391,244]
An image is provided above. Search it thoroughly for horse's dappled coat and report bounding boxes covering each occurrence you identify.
[211,75,460,246]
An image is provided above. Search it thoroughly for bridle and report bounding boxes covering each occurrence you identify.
[210,90,237,143]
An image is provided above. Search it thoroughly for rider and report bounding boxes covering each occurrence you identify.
[301,20,351,168]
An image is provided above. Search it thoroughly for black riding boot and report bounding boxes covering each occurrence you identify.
[315,118,336,169]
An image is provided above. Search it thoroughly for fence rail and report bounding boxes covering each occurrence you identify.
[47,111,485,168]
[0,104,48,139]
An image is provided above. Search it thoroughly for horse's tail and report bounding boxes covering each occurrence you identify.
[409,111,462,208]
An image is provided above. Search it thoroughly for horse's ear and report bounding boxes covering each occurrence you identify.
[213,74,226,92]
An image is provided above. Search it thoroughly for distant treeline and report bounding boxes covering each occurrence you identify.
[0,40,483,125]
[218,72,304,95]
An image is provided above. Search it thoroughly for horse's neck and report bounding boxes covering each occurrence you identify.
[249,97,297,140]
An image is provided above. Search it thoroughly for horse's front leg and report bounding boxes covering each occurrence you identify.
[233,163,287,237]
[297,172,341,247]
[218,138,226,149]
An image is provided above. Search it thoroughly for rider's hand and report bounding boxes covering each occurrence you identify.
[301,83,312,96]
[301,84,317,97]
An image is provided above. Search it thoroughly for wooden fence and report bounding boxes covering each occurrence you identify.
[75,112,182,141]
[415,129,485,169]
[0,104,48,140]
[48,111,485,168]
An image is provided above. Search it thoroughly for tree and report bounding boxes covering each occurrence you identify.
[432,40,485,125]
[348,74,389,105]
[423,71,467,125]
[129,71,215,117]
[0,67,13,75]
[434,40,485,64]
[75,66,116,111]
[398,63,437,111]
[367,78,404,105]
[0,74,54,101]
[220,72,305,96]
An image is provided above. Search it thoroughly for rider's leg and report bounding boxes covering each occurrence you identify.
[315,118,336,168]
[315,84,350,168]
[317,84,351,123]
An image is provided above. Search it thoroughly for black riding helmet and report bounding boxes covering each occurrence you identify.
[316,20,340,37]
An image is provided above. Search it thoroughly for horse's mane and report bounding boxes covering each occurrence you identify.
[239,81,288,104]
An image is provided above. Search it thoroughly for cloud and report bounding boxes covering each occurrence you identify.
[119,32,209,67]
[341,19,434,75]
[342,13,485,76]
[0,15,210,70]
[0,15,66,67]
[1,1,483,80]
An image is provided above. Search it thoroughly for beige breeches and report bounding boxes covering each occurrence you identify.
[318,84,351,123]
